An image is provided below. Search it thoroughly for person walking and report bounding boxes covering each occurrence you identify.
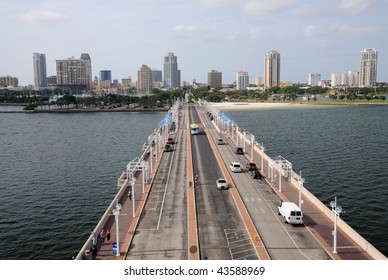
[128,190,132,201]
[106,229,111,241]
[99,229,106,244]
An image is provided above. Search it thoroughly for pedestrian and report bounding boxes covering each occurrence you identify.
[106,229,111,241]
[91,231,97,245]
[100,229,106,243]
[91,243,97,259]
[128,190,132,201]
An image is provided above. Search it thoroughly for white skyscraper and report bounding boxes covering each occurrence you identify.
[33,53,47,89]
[359,48,378,87]
[236,71,249,90]
[308,73,321,86]
[264,50,280,89]
[163,52,180,89]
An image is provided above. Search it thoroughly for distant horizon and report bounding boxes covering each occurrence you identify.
[1,0,387,86]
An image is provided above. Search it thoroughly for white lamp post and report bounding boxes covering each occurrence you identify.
[330,197,343,254]
[298,171,305,209]
[261,143,265,172]
[112,202,122,256]
[131,177,136,217]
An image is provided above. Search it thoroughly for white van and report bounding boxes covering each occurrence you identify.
[278,202,303,224]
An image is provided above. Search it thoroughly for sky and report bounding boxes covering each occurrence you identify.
[1,0,387,86]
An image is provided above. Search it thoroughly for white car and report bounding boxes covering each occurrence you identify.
[216,138,226,145]
[229,162,242,173]
[216,179,229,190]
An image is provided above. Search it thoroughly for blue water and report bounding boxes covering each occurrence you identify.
[0,105,387,259]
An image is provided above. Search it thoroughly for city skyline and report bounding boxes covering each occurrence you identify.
[1,0,387,86]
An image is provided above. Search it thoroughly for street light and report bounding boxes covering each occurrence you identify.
[112,202,122,257]
[298,171,305,209]
[330,197,343,254]
[260,143,265,172]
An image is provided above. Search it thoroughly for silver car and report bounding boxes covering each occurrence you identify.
[216,178,229,190]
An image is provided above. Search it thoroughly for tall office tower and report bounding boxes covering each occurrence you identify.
[264,50,280,89]
[308,73,321,86]
[99,70,112,88]
[56,57,87,89]
[236,70,249,90]
[359,48,378,87]
[80,53,92,89]
[137,64,153,93]
[163,52,180,89]
[33,53,47,89]
[208,70,222,88]
[122,76,132,88]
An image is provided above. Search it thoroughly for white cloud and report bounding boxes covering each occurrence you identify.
[339,0,384,14]
[329,24,380,35]
[174,25,200,32]
[17,10,67,23]
[199,0,240,8]
[243,0,295,15]
[305,25,322,37]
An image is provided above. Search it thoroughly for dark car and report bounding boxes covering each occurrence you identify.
[167,137,175,144]
[246,162,258,171]
[234,147,244,155]
[164,144,173,152]
[250,170,263,179]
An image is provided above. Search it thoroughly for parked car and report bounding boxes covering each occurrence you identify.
[164,144,173,152]
[246,162,258,171]
[250,170,263,179]
[229,162,242,173]
[234,147,244,154]
[216,138,226,145]
[216,179,229,190]
[167,137,175,144]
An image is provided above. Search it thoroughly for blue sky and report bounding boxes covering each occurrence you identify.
[1,0,387,86]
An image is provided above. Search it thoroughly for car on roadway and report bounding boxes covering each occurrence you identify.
[229,162,242,173]
[234,147,244,155]
[246,162,258,171]
[216,138,226,145]
[250,170,263,179]
[164,144,173,152]
[216,179,229,190]
[167,137,175,144]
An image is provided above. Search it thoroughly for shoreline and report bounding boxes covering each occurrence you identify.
[210,101,388,110]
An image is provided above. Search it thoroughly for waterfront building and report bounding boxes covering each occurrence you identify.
[208,70,222,88]
[151,69,163,83]
[264,50,280,89]
[137,64,153,94]
[0,75,19,87]
[163,52,180,89]
[359,48,378,87]
[331,71,358,87]
[308,73,321,86]
[122,76,132,88]
[56,56,88,90]
[255,77,263,86]
[100,70,112,88]
[33,53,47,89]
[236,70,249,90]
[47,75,57,86]
[80,53,92,90]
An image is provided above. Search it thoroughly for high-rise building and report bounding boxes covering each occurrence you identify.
[359,48,378,87]
[236,70,249,90]
[264,50,280,89]
[0,75,19,87]
[208,70,222,88]
[122,76,132,88]
[80,53,92,89]
[331,71,359,87]
[33,53,47,89]
[308,73,321,86]
[137,64,152,93]
[163,52,180,89]
[56,57,87,89]
[99,70,112,88]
